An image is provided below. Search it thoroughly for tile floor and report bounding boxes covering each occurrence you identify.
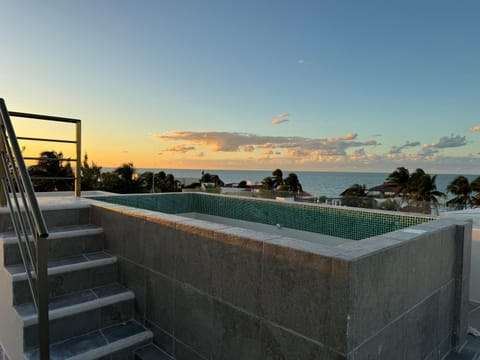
[447,302,480,359]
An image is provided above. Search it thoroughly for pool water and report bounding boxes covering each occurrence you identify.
[91,192,434,240]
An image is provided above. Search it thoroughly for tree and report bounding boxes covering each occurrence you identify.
[101,172,120,192]
[340,184,375,208]
[163,173,179,191]
[446,176,472,210]
[261,176,274,190]
[471,176,480,207]
[238,180,248,188]
[200,173,224,187]
[408,169,445,214]
[284,173,303,193]
[137,171,155,193]
[446,175,480,209]
[341,184,367,197]
[136,171,179,193]
[115,163,139,193]
[272,169,283,188]
[28,151,74,191]
[379,198,399,211]
[101,163,139,193]
[81,154,102,190]
[386,166,410,199]
[261,169,303,194]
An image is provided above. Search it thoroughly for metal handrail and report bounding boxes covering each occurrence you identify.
[0,98,50,360]
[8,111,82,197]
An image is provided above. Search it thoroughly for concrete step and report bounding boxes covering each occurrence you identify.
[2,224,104,266]
[0,205,92,233]
[135,344,175,360]
[16,283,134,351]
[6,251,117,305]
[42,205,92,228]
[26,320,153,360]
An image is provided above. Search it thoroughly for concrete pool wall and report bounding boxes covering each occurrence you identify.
[89,199,472,360]
[441,209,480,303]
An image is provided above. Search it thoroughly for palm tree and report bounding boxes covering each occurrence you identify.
[163,173,179,191]
[81,154,102,190]
[408,169,445,214]
[386,166,410,199]
[136,171,179,193]
[200,173,224,187]
[340,184,374,208]
[446,176,472,210]
[272,169,283,189]
[28,151,74,191]
[471,176,480,207]
[114,163,139,193]
[284,173,303,193]
[261,176,274,190]
[341,184,367,197]
[137,171,155,193]
[101,163,139,193]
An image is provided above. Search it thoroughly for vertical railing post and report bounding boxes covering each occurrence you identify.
[75,121,81,197]
[0,131,6,207]
[36,233,50,360]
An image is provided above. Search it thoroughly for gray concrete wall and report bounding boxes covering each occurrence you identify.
[341,220,471,359]
[441,209,480,303]
[89,202,471,360]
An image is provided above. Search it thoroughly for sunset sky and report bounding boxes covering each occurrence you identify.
[1,1,479,173]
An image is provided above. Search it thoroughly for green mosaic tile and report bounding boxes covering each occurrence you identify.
[92,193,433,240]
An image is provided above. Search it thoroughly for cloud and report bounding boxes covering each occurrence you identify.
[154,131,376,156]
[423,134,467,149]
[272,113,290,125]
[418,147,439,158]
[354,148,366,156]
[326,133,357,142]
[389,141,421,154]
[162,144,196,153]
[272,119,289,125]
[297,59,304,64]
[469,125,480,132]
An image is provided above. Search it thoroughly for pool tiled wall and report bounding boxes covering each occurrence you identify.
[93,193,433,240]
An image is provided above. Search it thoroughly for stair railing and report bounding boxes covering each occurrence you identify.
[0,98,50,360]
[8,110,82,197]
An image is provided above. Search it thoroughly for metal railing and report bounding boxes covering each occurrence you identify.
[0,98,50,359]
[8,111,82,197]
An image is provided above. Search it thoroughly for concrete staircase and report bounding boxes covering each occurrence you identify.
[0,204,166,360]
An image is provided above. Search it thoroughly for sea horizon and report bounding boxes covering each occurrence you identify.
[103,167,478,199]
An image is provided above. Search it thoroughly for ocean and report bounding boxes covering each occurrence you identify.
[132,168,478,200]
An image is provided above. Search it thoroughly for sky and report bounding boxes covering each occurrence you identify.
[1,0,479,173]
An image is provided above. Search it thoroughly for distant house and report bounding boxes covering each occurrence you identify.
[367,182,400,198]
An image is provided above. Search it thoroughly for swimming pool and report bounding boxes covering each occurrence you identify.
[91,192,434,240]
[86,192,470,358]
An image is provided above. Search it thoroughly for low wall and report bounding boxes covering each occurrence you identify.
[90,201,471,360]
[472,229,480,302]
[441,209,480,303]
